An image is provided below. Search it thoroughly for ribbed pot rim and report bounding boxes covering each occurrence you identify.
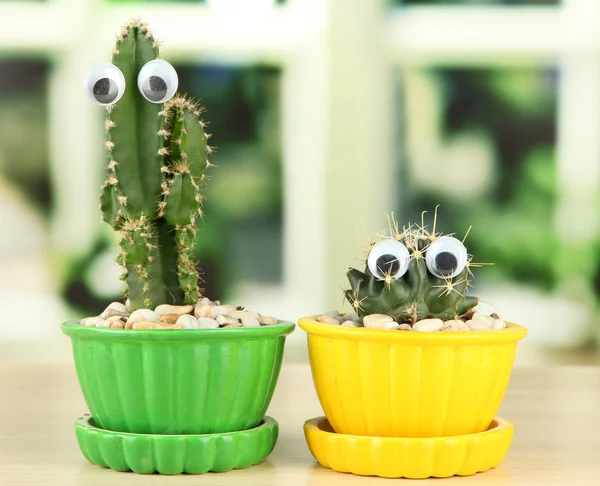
[62,320,295,342]
[299,316,526,345]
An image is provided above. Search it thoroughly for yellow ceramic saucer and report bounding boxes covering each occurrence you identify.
[304,416,513,479]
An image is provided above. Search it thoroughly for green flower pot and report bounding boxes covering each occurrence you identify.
[62,322,295,435]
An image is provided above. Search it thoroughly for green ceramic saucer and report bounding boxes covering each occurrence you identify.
[75,414,278,474]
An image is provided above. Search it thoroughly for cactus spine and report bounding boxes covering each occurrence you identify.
[99,20,210,311]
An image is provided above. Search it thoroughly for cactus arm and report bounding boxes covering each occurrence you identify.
[99,180,121,229]
[159,98,210,305]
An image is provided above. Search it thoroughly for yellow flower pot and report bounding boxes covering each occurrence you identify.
[299,317,527,438]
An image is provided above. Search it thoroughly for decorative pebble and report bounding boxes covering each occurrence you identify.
[228,310,260,320]
[441,320,462,332]
[155,323,183,330]
[100,302,128,319]
[197,317,219,329]
[258,316,278,326]
[223,321,243,328]
[154,304,193,317]
[363,314,400,330]
[413,318,443,332]
[159,314,180,324]
[105,315,125,326]
[125,299,131,311]
[109,320,125,329]
[132,321,156,330]
[471,312,494,329]
[492,319,506,330]
[457,321,470,331]
[318,315,340,325]
[398,324,413,331]
[465,319,489,331]
[216,315,237,326]
[211,305,229,317]
[241,316,261,327]
[341,320,360,327]
[177,314,200,329]
[194,304,213,319]
[343,313,360,322]
[80,316,104,327]
[126,309,160,327]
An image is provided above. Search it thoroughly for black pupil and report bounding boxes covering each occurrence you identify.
[93,78,118,104]
[435,251,458,276]
[143,75,168,101]
[376,254,400,277]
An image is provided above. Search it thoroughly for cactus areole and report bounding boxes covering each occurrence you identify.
[345,212,481,323]
[84,19,212,311]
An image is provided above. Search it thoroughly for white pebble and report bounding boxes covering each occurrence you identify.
[471,312,494,329]
[155,304,193,316]
[80,316,104,327]
[465,319,489,331]
[363,314,399,330]
[241,316,261,327]
[194,304,213,319]
[413,318,443,332]
[197,317,219,329]
[177,314,200,329]
[127,309,160,325]
[105,316,125,328]
[317,315,341,325]
[341,320,360,327]
[125,299,131,311]
[197,297,213,306]
[211,306,230,317]
[95,319,110,328]
[458,321,471,331]
[492,319,506,330]
[323,310,343,321]
[398,324,413,331]
[216,315,237,326]
[228,310,260,320]
[100,302,128,319]
[258,316,278,326]
[441,320,462,332]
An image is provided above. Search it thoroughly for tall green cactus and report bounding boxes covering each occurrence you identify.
[345,216,480,323]
[98,19,210,311]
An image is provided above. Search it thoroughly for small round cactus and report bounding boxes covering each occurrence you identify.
[345,210,482,323]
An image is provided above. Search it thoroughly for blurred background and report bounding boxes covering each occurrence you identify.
[0,0,598,365]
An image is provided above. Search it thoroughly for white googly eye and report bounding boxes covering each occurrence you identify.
[137,60,178,103]
[425,236,468,279]
[367,239,410,280]
[83,63,125,106]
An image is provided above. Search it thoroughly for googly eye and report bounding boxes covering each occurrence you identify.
[137,60,178,103]
[425,236,468,279]
[83,63,126,106]
[367,239,410,280]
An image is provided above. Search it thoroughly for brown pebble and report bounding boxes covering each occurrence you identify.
[155,324,183,330]
[132,321,157,330]
[194,304,213,319]
[159,314,179,324]
[154,304,193,316]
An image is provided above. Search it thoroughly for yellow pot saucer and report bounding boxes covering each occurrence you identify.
[304,416,513,479]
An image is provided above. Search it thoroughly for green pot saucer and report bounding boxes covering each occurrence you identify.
[75,414,278,474]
